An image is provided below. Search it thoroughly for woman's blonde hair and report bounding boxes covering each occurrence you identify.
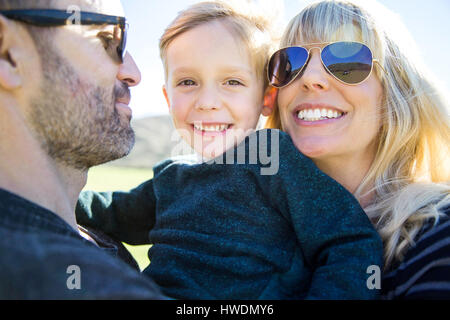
[159,0,279,89]
[266,0,450,269]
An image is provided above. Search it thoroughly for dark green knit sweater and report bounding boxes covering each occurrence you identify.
[77,129,382,299]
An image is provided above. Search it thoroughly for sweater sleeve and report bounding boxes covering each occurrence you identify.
[76,178,156,245]
[261,129,383,299]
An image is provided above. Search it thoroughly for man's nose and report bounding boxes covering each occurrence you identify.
[117,52,141,87]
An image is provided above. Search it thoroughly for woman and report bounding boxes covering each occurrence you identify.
[266,0,450,299]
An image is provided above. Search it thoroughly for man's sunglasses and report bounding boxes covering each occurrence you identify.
[0,9,127,63]
[268,41,385,88]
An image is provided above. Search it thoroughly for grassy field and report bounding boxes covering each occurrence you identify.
[84,165,154,191]
[83,165,154,270]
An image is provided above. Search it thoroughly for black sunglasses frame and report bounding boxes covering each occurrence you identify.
[0,9,127,63]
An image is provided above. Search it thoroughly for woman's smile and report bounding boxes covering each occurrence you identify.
[292,103,347,127]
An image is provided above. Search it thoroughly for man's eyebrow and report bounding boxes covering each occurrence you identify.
[80,22,116,31]
[82,25,97,32]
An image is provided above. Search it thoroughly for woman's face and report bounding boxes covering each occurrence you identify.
[277,44,384,165]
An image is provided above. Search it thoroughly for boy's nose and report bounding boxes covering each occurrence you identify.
[197,104,220,111]
[195,85,221,111]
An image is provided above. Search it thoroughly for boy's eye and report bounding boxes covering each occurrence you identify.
[178,79,197,86]
[226,80,243,86]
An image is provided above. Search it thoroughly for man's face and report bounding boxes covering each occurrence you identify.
[24,0,140,170]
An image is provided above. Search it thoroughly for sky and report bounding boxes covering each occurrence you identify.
[122,0,450,119]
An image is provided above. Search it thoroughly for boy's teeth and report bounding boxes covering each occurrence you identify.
[194,124,230,132]
[297,108,343,121]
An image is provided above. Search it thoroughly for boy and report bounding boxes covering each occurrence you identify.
[77,1,382,299]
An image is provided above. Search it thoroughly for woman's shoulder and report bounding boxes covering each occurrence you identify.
[382,205,450,299]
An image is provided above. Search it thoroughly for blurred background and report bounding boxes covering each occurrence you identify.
[84,0,450,270]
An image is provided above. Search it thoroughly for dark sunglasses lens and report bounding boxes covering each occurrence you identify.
[102,24,125,63]
[268,47,308,87]
[117,27,126,62]
[321,42,373,84]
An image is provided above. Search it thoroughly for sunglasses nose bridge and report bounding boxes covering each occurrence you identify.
[302,47,325,74]
[293,47,333,90]
[307,46,322,53]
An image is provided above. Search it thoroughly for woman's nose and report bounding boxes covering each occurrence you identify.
[297,49,330,91]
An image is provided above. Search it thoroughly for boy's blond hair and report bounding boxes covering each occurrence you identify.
[159,0,278,90]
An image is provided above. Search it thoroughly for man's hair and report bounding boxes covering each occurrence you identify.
[0,0,54,9]
[159,0,278,90]
[0,0,56,53]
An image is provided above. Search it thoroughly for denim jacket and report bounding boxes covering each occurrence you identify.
[0,188,166,300]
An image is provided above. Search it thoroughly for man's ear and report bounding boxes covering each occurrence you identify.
[261,86,278,117]
[162,85,171,110]
[0,15,21,91]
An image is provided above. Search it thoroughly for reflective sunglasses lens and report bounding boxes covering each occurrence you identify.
[268,47,309,87]
[321,42,373,84]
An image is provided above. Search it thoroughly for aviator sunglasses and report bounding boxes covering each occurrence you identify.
[268,41,385,88]
[0,9,128,63]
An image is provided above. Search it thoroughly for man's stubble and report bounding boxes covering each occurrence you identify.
[29,40,135,171]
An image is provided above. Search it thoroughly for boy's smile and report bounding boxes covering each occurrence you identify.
[192,123,233,137]
[163,20,265,159]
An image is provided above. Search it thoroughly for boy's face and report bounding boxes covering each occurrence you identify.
[163,20,265,159]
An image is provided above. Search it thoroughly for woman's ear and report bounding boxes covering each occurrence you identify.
[261,86,278,117]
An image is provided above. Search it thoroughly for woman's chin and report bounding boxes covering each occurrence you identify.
[292,138,333,159]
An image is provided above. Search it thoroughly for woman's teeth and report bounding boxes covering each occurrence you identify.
[194,124,230,132]
[297,109,344,121]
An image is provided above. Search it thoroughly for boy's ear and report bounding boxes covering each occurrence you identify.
[162,85,170,110]
[0,16,22,91]
[261,86,278,117]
